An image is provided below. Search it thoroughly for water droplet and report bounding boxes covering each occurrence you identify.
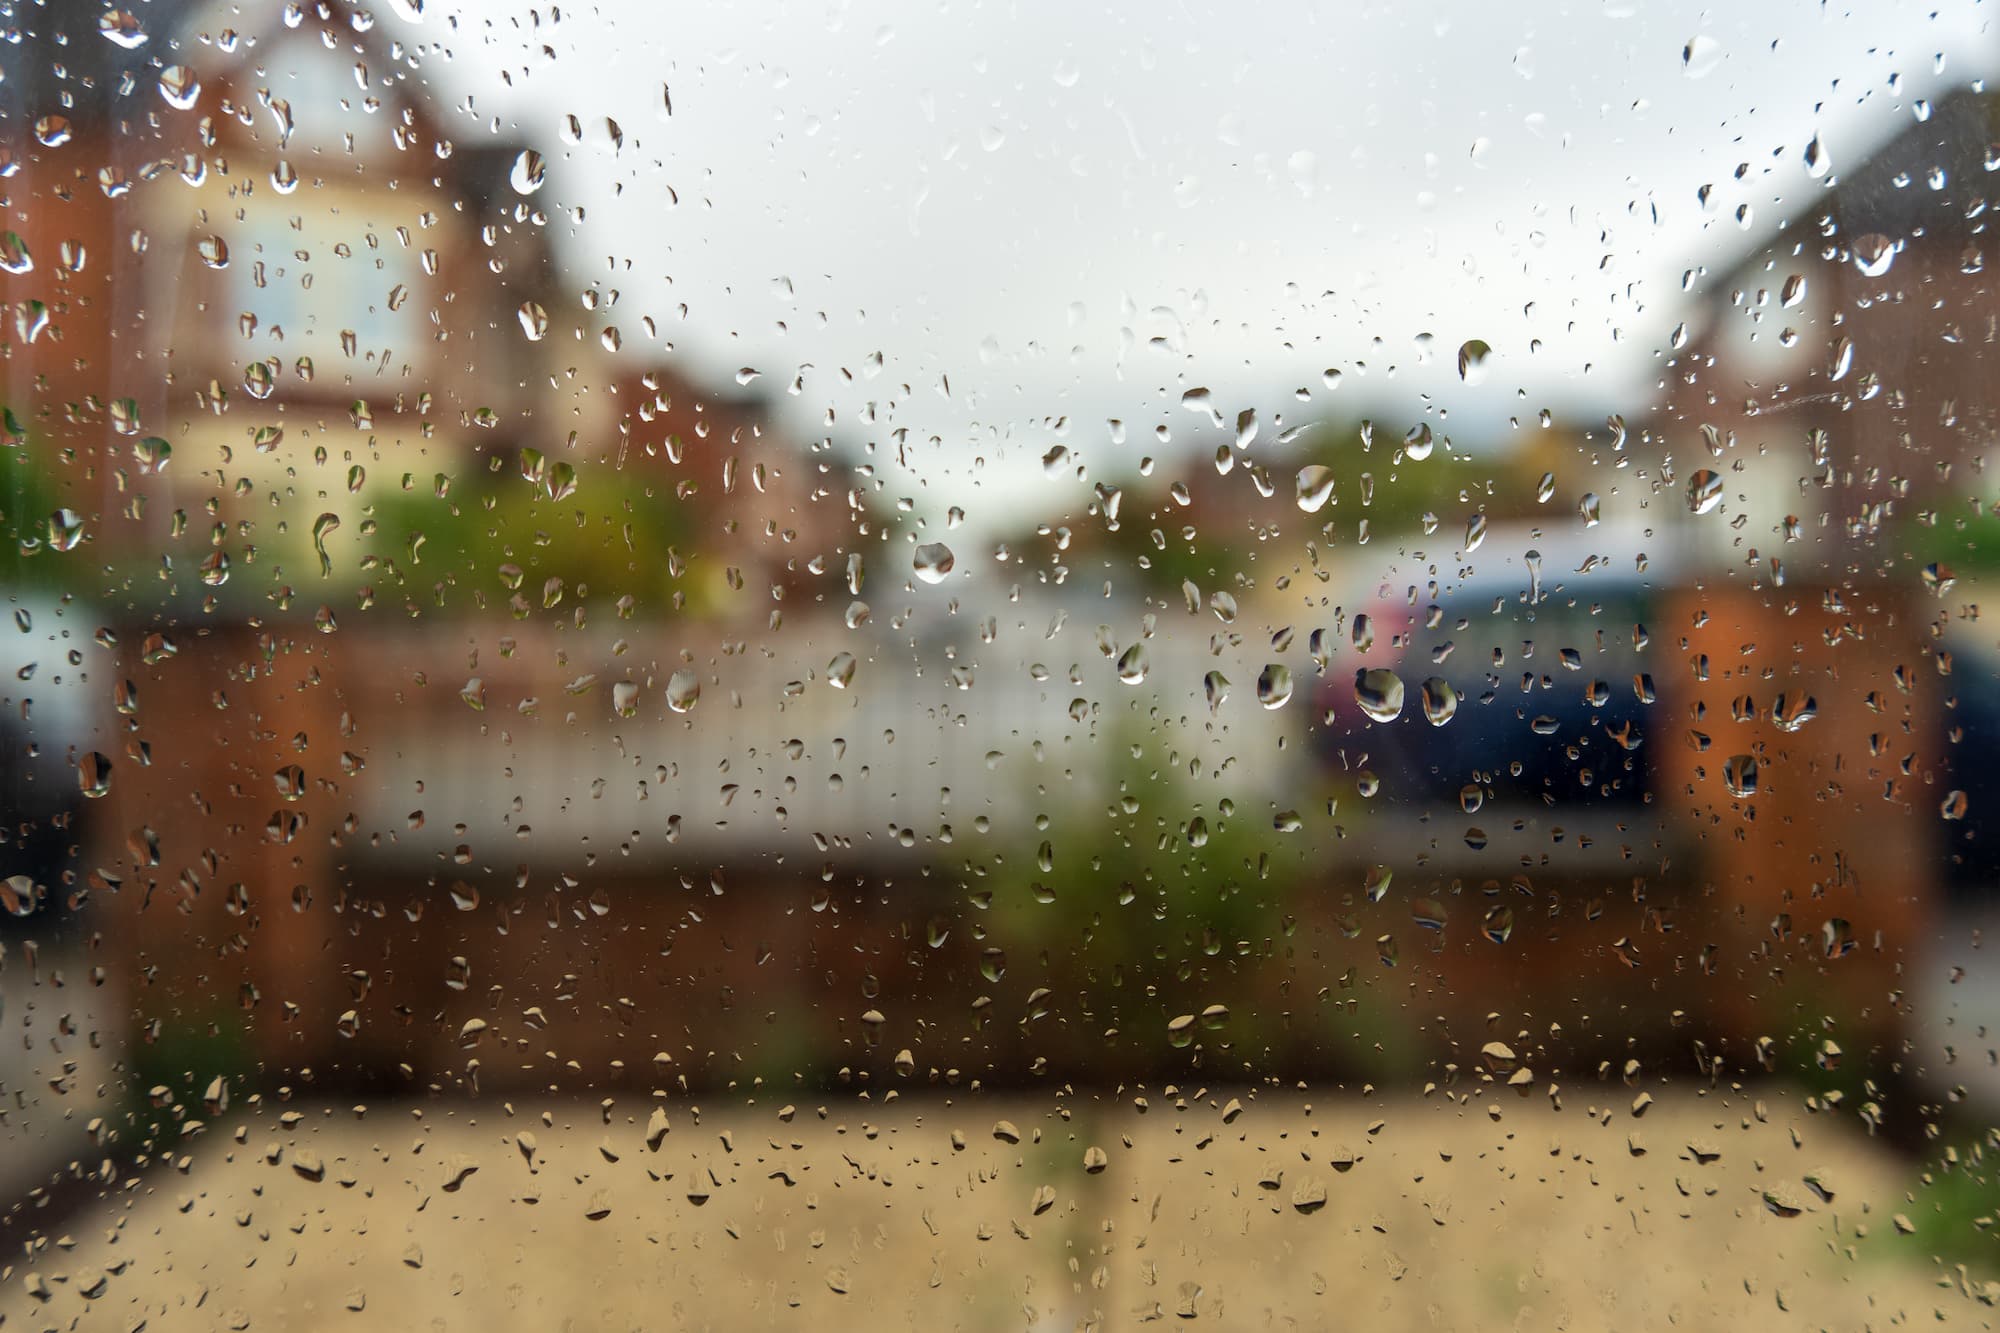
[1294,465,1336,512]
[45,508,84,551]
[1364,864,1392,903]
[1203,670,1229,712]
[1687,470,1723,515]
[1456,339,1492,383]
[826,652,858,689]
[1803,132,1830,179]
[1773,692,1817,732]
[665,669,701,712]
[1682,34,1722,79]
[1115,643,1148,684]
[0,232,31,276]
[1419,677,1459,726]
[510,149,547,195]
[1853,234,1895,277]
[78,752,112,798]
[912,542,955,584]
[100,9,149,47]
[197,235,230,269]
[1723,753,1758,798]
[158,65,201,110]
[0,876,37,917]
[1464,512,1487,552]
[1256,664,1293,710]
[1354,668,1405,722]
[311,511,341,576]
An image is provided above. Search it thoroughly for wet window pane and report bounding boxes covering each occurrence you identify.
[3,2,1998,1326]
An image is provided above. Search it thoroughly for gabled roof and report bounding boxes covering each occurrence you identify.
[1706,87,1999,294]
[1818,89,1998,241]
[0,2,201,133]
[1,1,458,163]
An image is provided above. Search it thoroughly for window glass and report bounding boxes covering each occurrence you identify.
[2,2,1997,1326]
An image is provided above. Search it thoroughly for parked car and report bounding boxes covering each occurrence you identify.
[1311,529,1681,883]
[0,593,97,936]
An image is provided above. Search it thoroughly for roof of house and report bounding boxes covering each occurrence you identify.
[1701,87,2000,296]
[0,1,201,134]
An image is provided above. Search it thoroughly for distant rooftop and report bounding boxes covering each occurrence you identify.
[1704,86,2000,291]
[0,1,201,134]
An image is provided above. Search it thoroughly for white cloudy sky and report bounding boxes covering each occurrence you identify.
[401,0,1998,506]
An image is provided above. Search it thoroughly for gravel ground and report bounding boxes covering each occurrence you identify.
[0,1083,1992,1332]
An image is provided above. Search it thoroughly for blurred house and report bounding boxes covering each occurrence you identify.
[0,1,899,1095]
[0,2,190,439]
[1635,91,2000,1063]
[6,3,1978,1108]
[1660,88,2000,566]
[1028,106,1999,1063]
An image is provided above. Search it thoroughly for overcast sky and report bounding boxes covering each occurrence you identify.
[406,0,1998,511]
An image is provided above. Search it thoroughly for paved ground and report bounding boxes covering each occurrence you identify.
[0,929,1991,1330]
[0,1081,1992,1332]
[0,942,117,1207]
